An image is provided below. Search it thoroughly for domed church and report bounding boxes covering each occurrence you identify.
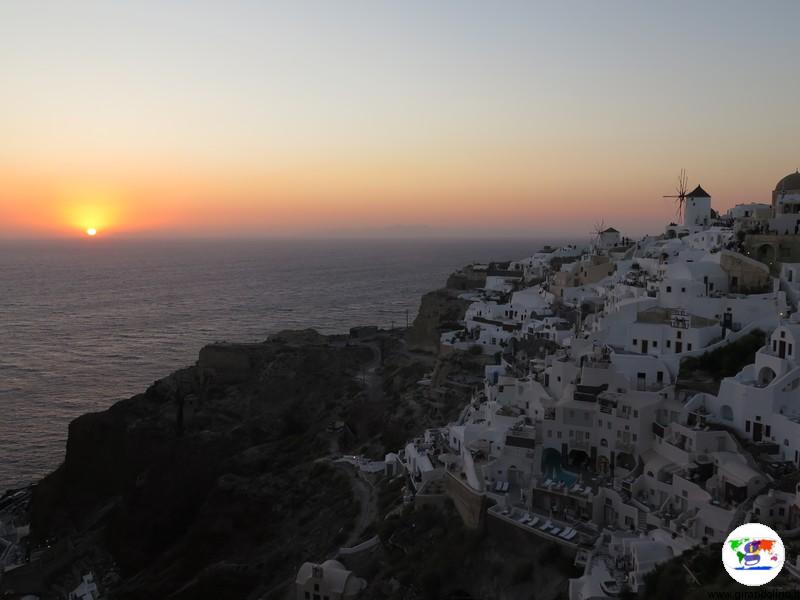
[772,170,800,235]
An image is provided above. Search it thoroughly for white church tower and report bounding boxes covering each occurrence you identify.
[684,185,712,228]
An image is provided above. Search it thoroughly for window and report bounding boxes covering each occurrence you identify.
[687,343,692,351]
[677,331,682,339]
[745,420,751,433]
[666,286,672,292]
[557,431,562,439]
[657,371,664,383]
[666,340,671,348]
[633,338,638,345]
[653,340,658,348]
[681,287,686,292]
[633,409,639,417]
[633,433,638,441]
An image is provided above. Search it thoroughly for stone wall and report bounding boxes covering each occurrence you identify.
[444,472,486,530]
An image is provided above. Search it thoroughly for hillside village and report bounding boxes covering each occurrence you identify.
[390,171,800,599]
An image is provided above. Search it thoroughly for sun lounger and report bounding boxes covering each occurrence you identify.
[539,519,552,531]
[558,527,574,538]
[529,516,540,527]
[550,527,561,536]
[563,529,578,540]
[583,486,592,496]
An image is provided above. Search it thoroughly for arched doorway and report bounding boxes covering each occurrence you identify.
[616,452,636,471]
[757,244,776,265]
[758,366,777,386]
[568,449,589,469]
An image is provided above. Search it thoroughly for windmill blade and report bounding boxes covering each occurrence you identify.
[664,169,688,220]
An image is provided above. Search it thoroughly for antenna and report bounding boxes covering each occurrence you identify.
[663,169,689,220]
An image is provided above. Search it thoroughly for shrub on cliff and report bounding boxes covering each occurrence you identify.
[679,329,765,381]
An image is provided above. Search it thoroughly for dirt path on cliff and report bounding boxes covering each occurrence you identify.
[333,338,385,403]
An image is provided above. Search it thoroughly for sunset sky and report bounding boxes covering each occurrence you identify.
[2,1,800,238]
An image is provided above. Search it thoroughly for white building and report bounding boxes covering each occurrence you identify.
[684,185,712,228]
[771,171,800,235]
[697,320,800,465]
[69,573,98,600]
[296,560,366,600]
[598,227,621,250]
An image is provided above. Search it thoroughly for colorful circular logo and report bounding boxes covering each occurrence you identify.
[722,523,785,586]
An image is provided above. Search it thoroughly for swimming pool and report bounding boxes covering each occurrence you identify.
[542,448,579,486]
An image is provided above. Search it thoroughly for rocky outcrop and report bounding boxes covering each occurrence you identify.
[26,336,371,600]
[446,265,486,290]
[406,288,471,353]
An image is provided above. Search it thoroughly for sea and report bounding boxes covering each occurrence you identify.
[0,237,567,492]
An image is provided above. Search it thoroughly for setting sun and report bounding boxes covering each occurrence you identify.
[86,228,97,237]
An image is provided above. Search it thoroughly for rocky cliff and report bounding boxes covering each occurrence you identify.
[406,288,472,353]
[5,274,502,600]
[21,333,373,599]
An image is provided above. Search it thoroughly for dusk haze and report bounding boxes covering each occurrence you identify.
[2,1,800,238]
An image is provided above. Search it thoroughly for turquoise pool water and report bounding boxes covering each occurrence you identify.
[542,448,579,486]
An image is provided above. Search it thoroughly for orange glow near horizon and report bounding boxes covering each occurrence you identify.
[0,163,788,240]
[59,187,123,235]
[1,3,799,239]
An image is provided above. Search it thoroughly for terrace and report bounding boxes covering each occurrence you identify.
[488,504,599,548]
